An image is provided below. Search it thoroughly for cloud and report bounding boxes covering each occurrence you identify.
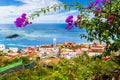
[32,10,79,23]
[0,0,60,23]
[0,0,78,24]
[17,0,60,5]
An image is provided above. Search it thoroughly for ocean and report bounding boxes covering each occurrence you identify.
[0,24,90,49]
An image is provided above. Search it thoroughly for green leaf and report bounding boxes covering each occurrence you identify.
[64,5,67,10]
[54,7,56,12]
[43,10,46,14]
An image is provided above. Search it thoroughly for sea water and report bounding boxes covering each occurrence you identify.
[0,24,89,49]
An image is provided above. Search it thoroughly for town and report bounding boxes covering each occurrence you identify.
[0,39,120,79]
[0,38,106,61]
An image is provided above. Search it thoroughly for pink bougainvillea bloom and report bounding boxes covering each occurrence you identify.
[65,15,74,29]
[87,0,100,9]
[108,15,114,19]
[65,23,73,30]
[65,15,82,29]
[93,7,101,16]
[96,7,101,12]
[14,13,32,27]
[108,16,112,19]
[65,15,73,23]
[95,0,100,5]
[108,19,112,24]
[23,21,29,27]
[77,15,81,19]
[87,2,96,9]
[21,13,26,18]
[14,17,25,27]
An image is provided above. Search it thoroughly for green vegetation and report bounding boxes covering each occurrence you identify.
[0,53,120,80]
[78,0,120,56]
[0,53,7,56]
[0,57,30,67]
[0,61,22,72]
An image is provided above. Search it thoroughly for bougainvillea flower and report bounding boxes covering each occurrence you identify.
[107,15,115,24]
[65,15,73,23]
[14,13,32,27]
[96,7,101,12]
[23,21,29,27]
[108,19,112,24]
[93,7,101,16]
[87,2,96,9]
[77,15,81,19]
[14,18,24,27]
[65,15,74,29]
[87,0,101,9]
[108,15,114,19]
[21,13,27,18]
[65,23,73,30]
[95,0,100,5]
[65,15,82,29]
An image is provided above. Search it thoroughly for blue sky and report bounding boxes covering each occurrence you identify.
[0,0,89,24]
[0,0,24,6]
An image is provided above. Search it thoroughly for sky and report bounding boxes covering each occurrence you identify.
[0,0,89,24]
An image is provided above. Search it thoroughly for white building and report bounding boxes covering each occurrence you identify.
[53,38,56,49]
[0,44,6,51]
[9,47,18,52]
[87,52,102,56]
[87,42,105,56]
[81,48,89,51]
[3,49,9,53]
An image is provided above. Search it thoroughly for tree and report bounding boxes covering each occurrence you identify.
[64,0,120,55]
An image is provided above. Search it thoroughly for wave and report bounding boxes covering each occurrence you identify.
[7,43,28,47]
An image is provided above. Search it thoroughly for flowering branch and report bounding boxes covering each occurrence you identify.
[14,3,71,27]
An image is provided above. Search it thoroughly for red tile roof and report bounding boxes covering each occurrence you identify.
[51,59,59,64]
[87,49,104,53]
